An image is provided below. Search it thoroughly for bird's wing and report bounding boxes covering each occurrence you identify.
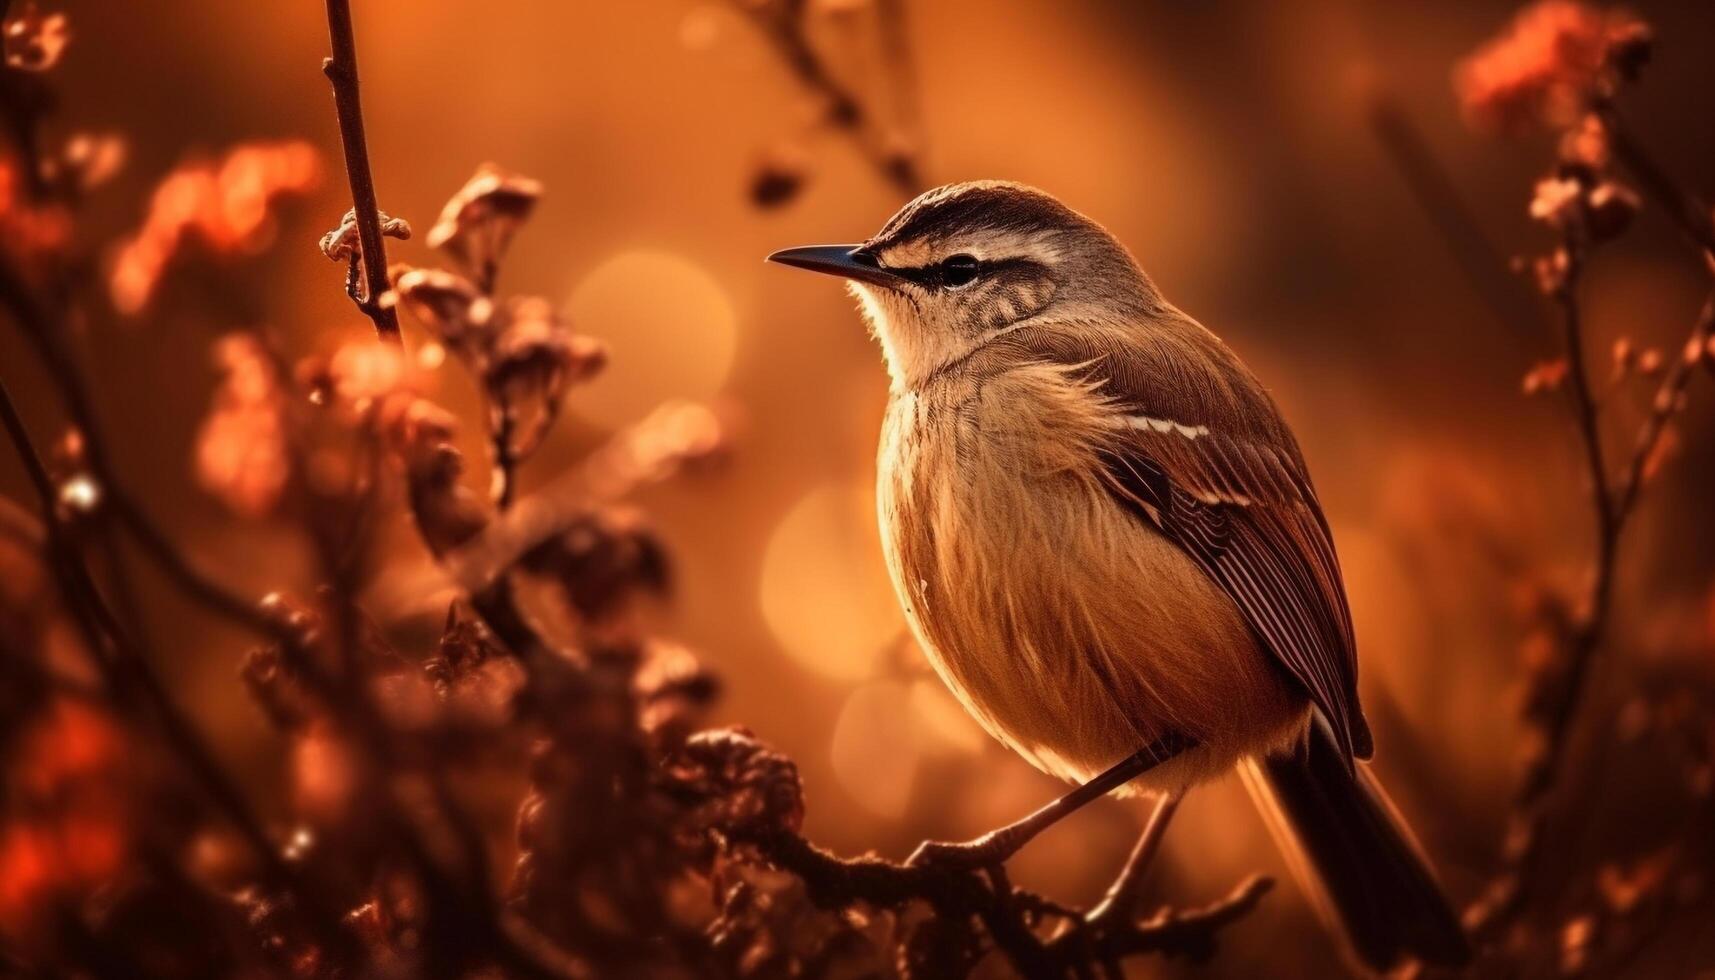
[999,324,1372,763]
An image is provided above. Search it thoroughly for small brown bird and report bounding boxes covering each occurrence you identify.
[769,181,1470,972]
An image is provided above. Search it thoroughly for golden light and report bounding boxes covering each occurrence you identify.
[566,250,738,430]
[910,676,987,756]
[830,680,920,819]
[758,481,904,682]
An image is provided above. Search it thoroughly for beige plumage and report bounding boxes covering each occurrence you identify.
[877,344,1306,794]
[769,181,1467,973]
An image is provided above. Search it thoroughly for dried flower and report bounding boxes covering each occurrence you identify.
[1530,175,1584,228]
[634,640,720,738]
[110,141,320,315]
[521,507,671,627]
[0,700,129,939]
[1558,113,1610,170]
[486,297,607,460]
[1585,180,1639,240]
[1530,247,1573,296]
[2,2,69,72]
[671,728,806,842]
[1610,336,1634,374]
[1597,852,1670,916]
[194,333,290,518]
[425,164,542,278]
[54,473,99,520]
[1455,1,1651,133]
[42,133,126,195]
[1559,913,1597,973]
[0,159,73,264]
[393,266,491,354]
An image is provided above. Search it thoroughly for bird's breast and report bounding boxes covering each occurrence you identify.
[876,362,1302,790]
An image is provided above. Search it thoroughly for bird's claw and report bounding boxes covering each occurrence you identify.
[906,830,1020,871]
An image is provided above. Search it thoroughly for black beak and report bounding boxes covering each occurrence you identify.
[766,244,905,289]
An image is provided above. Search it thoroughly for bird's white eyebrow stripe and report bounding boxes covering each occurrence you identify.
[1120,414,1210,440]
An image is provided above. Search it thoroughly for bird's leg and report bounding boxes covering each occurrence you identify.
[1085,793,1179,925]
[907,732,1194,871]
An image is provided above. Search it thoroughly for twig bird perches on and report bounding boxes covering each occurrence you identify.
[769,181,1472,973]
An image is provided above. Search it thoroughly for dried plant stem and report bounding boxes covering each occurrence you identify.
[0,261,287,642]
[1489,113,1713,937]
[1598,104,1715,258]
[1521,290,1715,838]
[1615,292,1714,517]
[728,0,925,196]
[493,411,519,510]
[0,372,360,965]
[1523,125,1715,826]
[1367,99,1546,340]
[873,0,923,156]
[322,0,403,343]
[1524,239,1608,804]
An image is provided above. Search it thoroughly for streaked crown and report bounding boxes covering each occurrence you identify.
[859,181,1157,388]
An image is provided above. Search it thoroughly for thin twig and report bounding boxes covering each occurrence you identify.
[728,0,925,197]
[1459,100,1715,943]
[0,259,285,640]
[322,0,403,343]
[1613,292,1715,521]
[0,373,362,966]
[1368,98,1547,340]
[1516,109,1715,835]
[1598,103,1715,259]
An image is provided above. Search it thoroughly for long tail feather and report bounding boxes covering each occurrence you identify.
[1238,720,1471,972]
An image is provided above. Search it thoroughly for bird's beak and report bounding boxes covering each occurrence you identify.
[766,244,906,289]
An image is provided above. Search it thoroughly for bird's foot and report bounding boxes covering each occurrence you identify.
[906,825,1029,871]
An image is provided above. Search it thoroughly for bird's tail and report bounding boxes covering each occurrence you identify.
[1238,720,1471,973]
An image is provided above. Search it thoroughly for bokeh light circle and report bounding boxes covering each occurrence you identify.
[759,481,903,682]
[566,250,737,429]
[830,681,920,818]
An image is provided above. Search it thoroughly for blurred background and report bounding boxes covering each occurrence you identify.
[4,0,1715,975]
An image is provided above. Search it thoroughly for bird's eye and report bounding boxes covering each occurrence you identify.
[940,254,980,288]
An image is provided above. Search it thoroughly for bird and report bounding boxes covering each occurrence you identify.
[767,180,1471,973]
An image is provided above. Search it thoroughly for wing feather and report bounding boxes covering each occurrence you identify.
[999,324,1373,762]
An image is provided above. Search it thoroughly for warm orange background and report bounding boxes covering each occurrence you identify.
[4,2,1714,975]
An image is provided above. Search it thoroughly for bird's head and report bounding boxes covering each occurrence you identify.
[769,181,1159,390]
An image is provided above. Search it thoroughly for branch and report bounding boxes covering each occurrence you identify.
[0,258,287,642]
[733,808,1266,976]
[321,0,403,343]
[1598,103,1715,259]
[1613,291,1715,522]
[0,372,362,967]
[728,0,925,197]
[1468,110,1715,940]
[1049,875,1275,965]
